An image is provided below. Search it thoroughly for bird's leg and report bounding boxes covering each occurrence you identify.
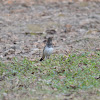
[47,56,50,59]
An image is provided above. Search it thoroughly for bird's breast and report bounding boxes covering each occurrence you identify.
[44,47,53,56]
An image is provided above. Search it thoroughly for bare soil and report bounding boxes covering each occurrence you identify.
[0,0,100,62]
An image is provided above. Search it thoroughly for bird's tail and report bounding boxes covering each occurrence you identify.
[40,55,45,61]
[40,58,43,61]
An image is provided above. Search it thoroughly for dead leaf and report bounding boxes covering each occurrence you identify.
[5,0,13,5]
[46,29,56,34]
[70,85,77,89]
[96,48,100,51]
[65,24,72,32]
[59,76,66,79]
[95,75,100,79]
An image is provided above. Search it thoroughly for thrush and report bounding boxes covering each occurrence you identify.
[40,37,53,61]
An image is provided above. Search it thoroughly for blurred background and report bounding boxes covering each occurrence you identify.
[0,0,100,61]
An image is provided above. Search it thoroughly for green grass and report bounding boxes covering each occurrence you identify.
[0,51,100,99]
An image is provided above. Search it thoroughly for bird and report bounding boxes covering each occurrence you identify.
[40,37,53,61]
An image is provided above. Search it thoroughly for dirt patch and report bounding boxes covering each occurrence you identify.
[0,0,100,62]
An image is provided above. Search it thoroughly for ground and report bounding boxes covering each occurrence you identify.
[0,0,100,100]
